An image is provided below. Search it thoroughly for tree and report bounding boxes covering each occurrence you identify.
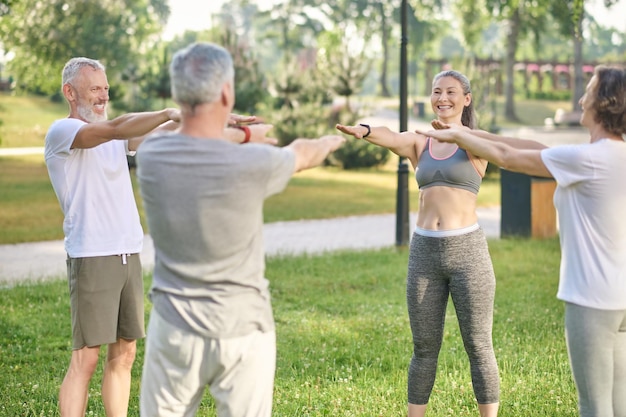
[0,0,169,96]
[317,30,370,112]
[480,0,550,122]
[550,0,619,112]
[255,0,325,63]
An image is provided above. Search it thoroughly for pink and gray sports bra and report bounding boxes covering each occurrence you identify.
[415,138,482,194]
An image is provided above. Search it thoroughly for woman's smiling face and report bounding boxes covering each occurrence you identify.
[430,76,471,123]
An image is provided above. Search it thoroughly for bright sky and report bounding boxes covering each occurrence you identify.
[163,0,276,40]
[164,0,626,40]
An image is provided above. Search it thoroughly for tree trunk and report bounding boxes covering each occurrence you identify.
[571,11,584,111]
[504,8,521,122]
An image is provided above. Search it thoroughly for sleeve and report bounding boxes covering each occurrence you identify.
[264,146,296,198]
[44,118,85,161]
[125,140,136,156]
[541,144,594,188]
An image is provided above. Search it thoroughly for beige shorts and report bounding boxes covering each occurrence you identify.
[67,254,145,349]
[140,309,276,417]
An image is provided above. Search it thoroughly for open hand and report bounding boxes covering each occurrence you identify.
[228,113,257,126]
[319,134,346,152]
[431,119,471,131]
[414,127,460,143]
[335,123,368,139]
[431,119,449,130]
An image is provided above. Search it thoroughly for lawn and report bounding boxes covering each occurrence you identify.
[0,94,68,148]
[0,239,576,417]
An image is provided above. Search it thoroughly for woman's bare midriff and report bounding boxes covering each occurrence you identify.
[416,186,479,231]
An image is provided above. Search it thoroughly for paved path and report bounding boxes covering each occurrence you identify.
[0,207,500,285]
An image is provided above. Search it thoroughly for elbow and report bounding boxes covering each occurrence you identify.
[496,149,530,174]
[492,149,514,171]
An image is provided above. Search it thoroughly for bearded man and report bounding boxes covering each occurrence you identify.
[44,57,180,417]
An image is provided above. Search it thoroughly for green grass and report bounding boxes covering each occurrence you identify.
[487,97,570,128]
[0,94,68,148]
[0,239,576,416]
[0,155,65,243]
[0,155,501,244]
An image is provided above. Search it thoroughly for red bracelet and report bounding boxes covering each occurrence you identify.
[236,125,251,144]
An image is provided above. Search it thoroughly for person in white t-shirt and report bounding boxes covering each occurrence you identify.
[45,57,276,417]
[44,57,181,417]
[416,65,626,417]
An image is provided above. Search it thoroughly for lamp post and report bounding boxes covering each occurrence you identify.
[395,0,410,247]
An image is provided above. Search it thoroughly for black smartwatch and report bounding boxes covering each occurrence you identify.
[359,123,371,138]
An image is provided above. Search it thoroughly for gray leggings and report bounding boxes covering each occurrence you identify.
[565,302,626,417]
[406,228,499,405]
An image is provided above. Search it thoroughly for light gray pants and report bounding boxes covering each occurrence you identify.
[565,302,626,417]
[140,309,276,417]
[406,228,499,405]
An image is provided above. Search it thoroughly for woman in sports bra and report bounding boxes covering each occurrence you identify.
[418,65,626,417]
[336,70,500,417]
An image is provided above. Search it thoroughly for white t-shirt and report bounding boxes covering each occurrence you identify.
[541,139,626,310]
[44,118,143,258]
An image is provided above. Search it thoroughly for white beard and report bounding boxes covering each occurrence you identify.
[77,104,107,123]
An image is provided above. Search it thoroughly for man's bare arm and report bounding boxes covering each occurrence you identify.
[287,135,345,172]
[72,108,180,149]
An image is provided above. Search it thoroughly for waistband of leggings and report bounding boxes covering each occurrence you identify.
[413,223,480,238]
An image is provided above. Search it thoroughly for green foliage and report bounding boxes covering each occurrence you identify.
[526,90,572,101]
[454,0,490,50]
[142,47,172,109]
[265,102,334,146]
[262,57,333,145]
[167,27,269,115]
[254,0,325,58]
[310,29,389,169]
[325,105,390,170]
[0,0,169,96]
[218,29,269,115]
[0,0,14,16]
[329,138,391,170]
[316,30,370,107]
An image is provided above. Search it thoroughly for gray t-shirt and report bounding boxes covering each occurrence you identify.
[137,132,296,338]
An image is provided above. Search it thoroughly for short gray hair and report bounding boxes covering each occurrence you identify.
[62,57,105,86]
[170,42,234,109]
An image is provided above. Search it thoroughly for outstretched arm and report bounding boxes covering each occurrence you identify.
[431,120,547,150]
[335,123,421,166]
[224,123,279,145]
[72,108,181,149]
[287,135,346,172]
[129,120,179,151]
[415,127,553,178]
